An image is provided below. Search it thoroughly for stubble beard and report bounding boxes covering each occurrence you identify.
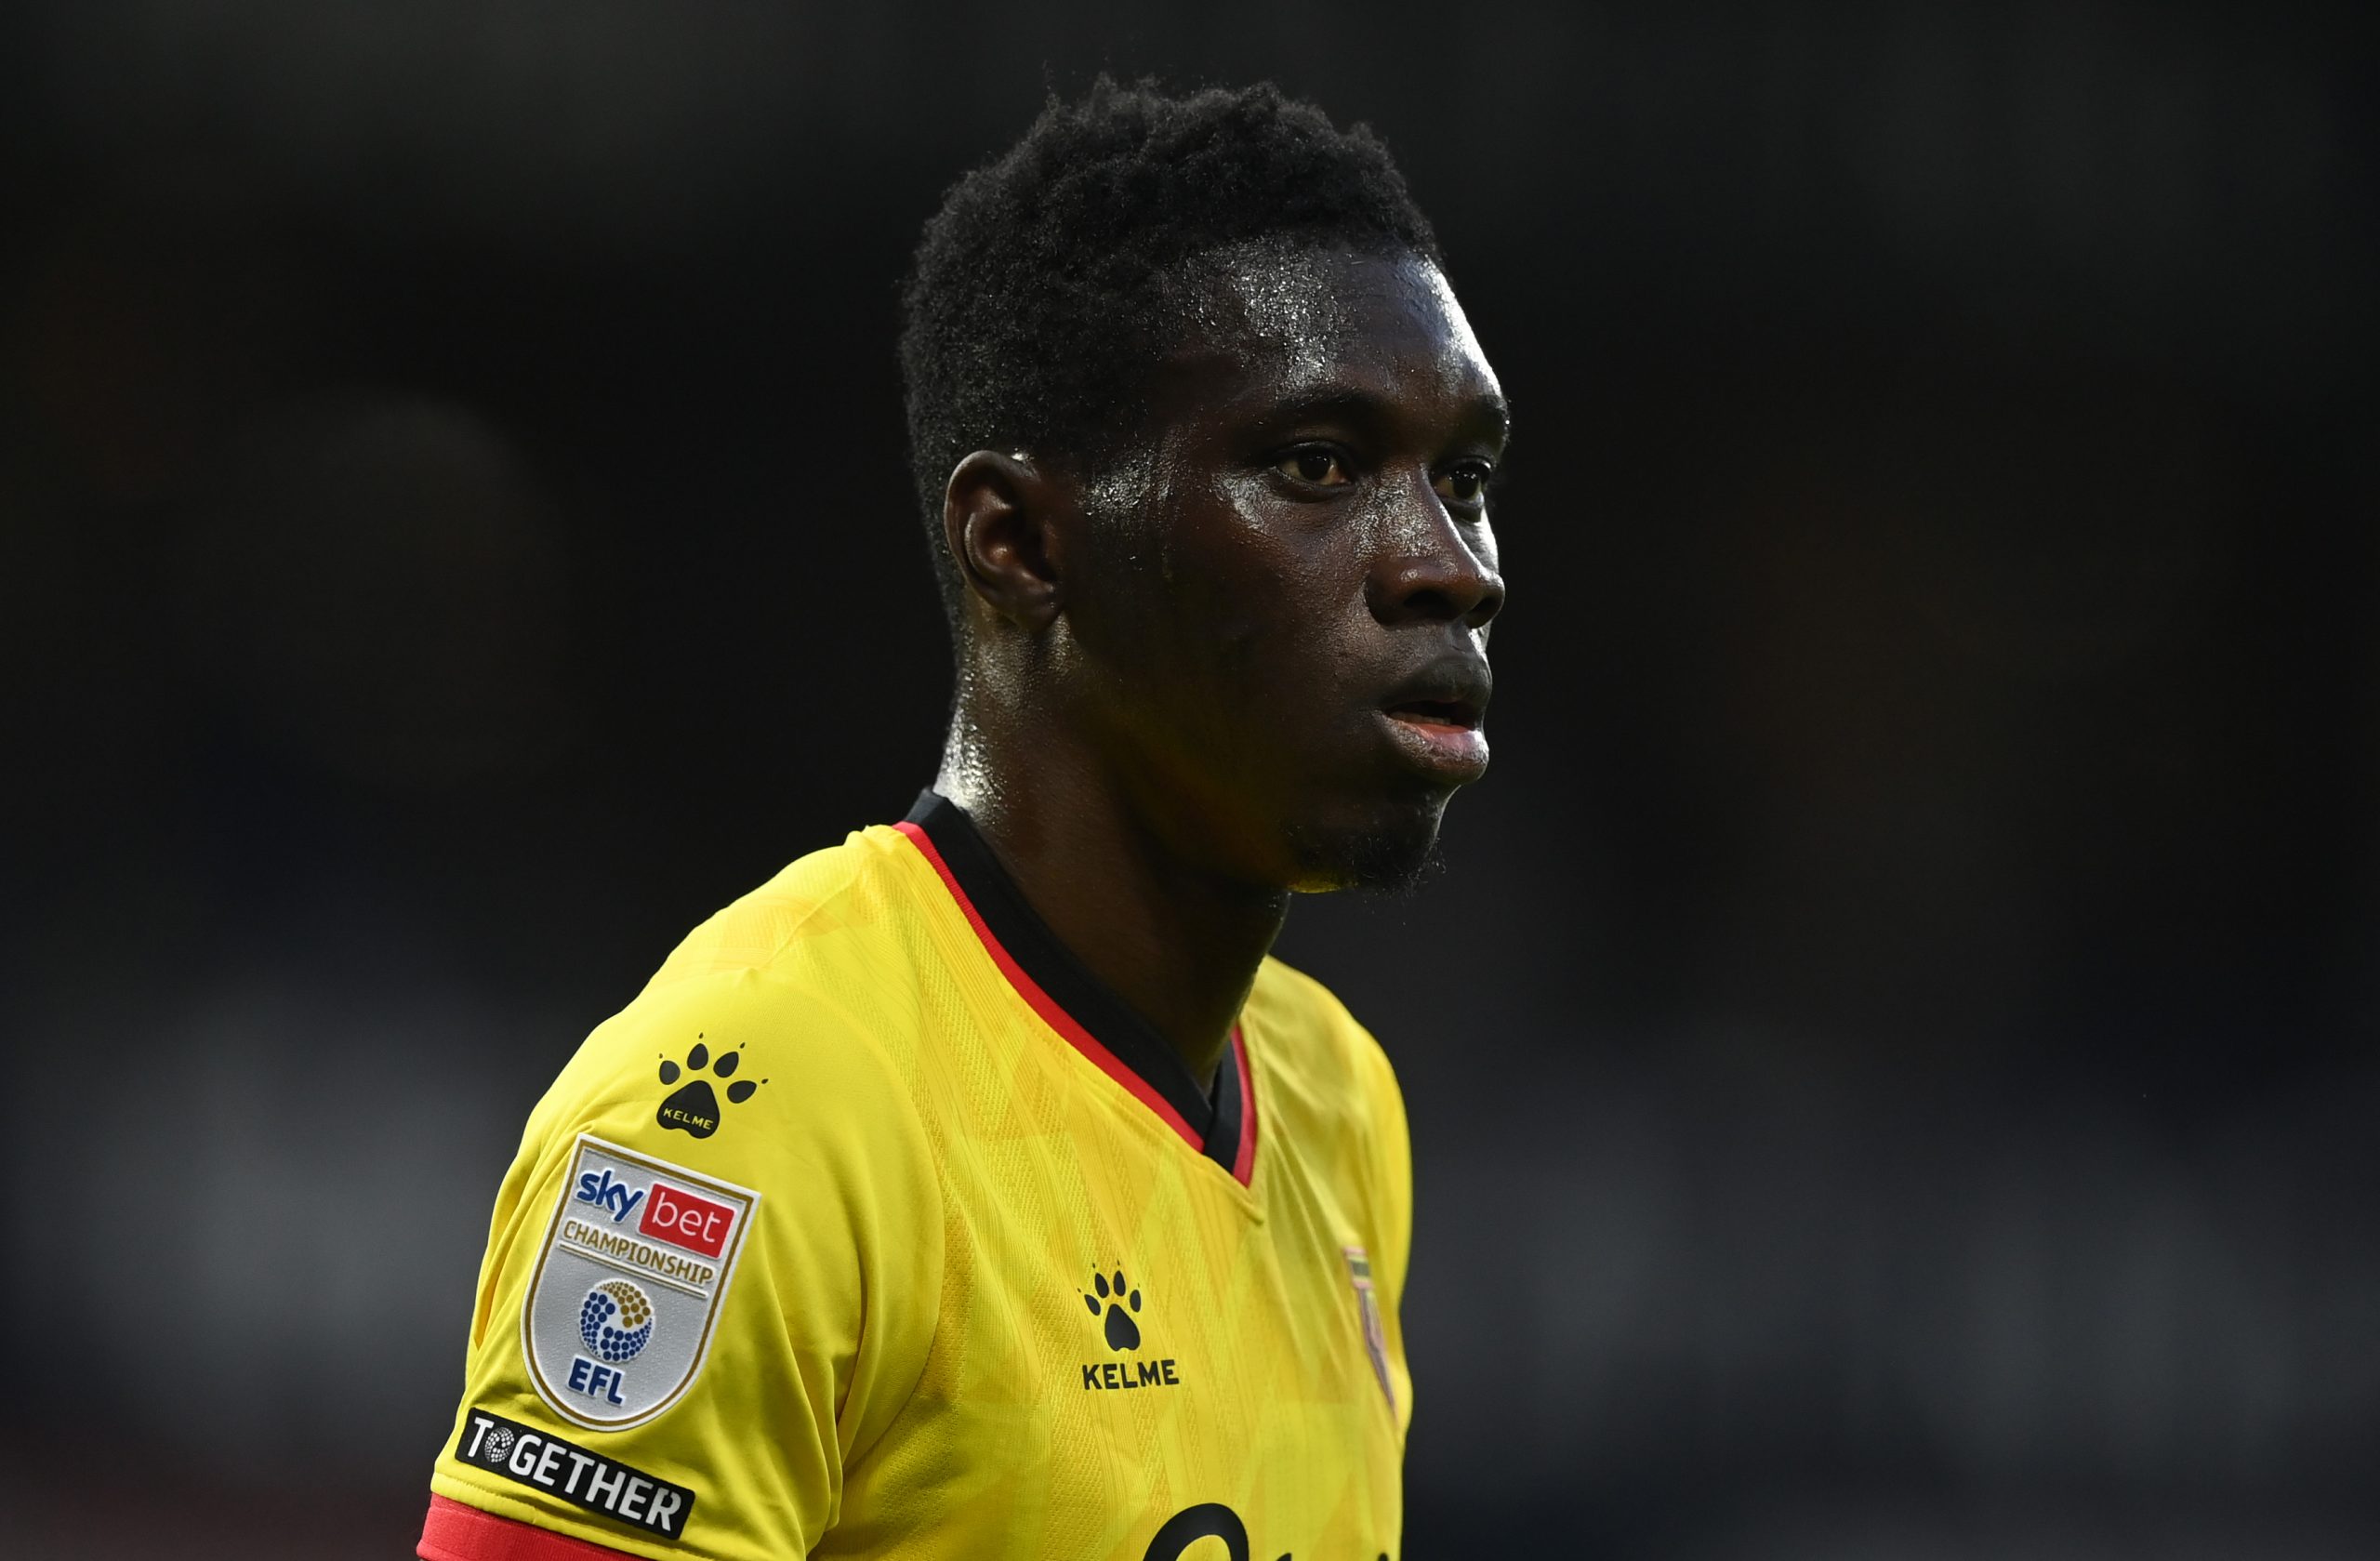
[1283,810,1449,899]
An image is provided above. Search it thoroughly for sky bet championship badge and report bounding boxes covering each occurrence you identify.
[521,1134,759,1430]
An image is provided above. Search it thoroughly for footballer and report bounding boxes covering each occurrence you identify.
[419,77,1507,1561]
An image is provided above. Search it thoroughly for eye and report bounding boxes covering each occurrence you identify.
[1434,460,1493,508]
[1274,446,1352,487]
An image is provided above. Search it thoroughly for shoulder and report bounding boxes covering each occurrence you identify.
[430,826,951,1553]
[1244,954,1407,1144]
[639,821,925,997]
[523,824,941,1189]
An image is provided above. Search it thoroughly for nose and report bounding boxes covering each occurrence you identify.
[1366,481,1505,630]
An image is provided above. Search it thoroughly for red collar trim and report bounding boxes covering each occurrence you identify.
[894,817,1257,1185]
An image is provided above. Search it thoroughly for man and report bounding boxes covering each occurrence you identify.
[419,77,1506,1561]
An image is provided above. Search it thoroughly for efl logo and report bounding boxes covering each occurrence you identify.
[639,1179,736,1259]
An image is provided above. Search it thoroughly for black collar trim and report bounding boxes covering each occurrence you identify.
[901,790,1245,1175]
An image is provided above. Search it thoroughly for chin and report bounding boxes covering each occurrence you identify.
[1279,790,1452,897]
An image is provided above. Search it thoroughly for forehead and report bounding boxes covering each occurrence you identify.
[1152,245,1503,429]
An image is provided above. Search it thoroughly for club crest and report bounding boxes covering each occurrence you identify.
[520,1135,759,1430]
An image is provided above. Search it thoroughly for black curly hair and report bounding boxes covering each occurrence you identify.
[898,77,1444,633]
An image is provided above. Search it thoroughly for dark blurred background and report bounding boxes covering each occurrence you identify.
[4,3,2374,1556]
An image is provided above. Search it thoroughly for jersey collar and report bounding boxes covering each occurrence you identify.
[896,791,1257,1185]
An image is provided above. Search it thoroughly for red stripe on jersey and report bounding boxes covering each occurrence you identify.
[894,819,1204,1152]
[418,1494,636,1561]
[1229,1025,1258,1185]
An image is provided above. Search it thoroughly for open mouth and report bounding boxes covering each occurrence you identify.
[1377,695,1489,781]
[1382,697,1481,733]
[1376,656,1492,780]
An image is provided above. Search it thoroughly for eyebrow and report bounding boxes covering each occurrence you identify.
[1251,385,1513,443]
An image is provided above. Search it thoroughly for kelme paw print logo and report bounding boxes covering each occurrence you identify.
[1082,1267,1143,1352]
[655,1034,763,1139]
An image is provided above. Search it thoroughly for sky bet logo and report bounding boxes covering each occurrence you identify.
[575,1169,645,1224]
[575,1169,738,1260]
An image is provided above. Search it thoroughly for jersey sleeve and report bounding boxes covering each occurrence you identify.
[424,963,942,1561]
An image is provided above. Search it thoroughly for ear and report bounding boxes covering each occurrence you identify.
[942,450,1066,632]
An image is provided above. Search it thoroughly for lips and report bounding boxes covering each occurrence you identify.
[1380,695,1481,732]
[1377,657,1492,781]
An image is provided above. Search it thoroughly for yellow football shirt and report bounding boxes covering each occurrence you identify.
[420,793,1413,1561]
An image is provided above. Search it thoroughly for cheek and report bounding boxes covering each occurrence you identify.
[1108,491,1306,663]
[1182,523,1359,695]
[1077,472,1374,753]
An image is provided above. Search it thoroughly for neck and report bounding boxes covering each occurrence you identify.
[933,706,1288,1091]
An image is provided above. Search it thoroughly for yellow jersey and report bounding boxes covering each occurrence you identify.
[418,794,1414,1561]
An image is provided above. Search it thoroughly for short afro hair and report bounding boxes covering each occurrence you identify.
[898,77,1443,632]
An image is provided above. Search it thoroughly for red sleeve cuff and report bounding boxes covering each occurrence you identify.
[419,1493,641,1561]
